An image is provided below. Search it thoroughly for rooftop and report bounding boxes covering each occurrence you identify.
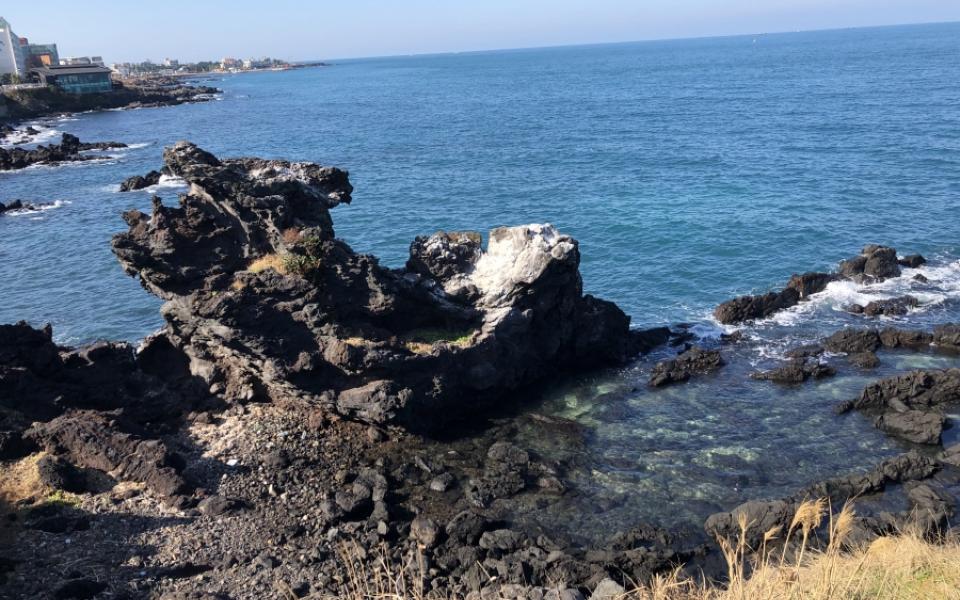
[31,65,113,76]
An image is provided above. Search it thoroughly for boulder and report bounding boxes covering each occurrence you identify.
[933,324,960,351]
[823,329,881,354]
[839,369,960,445]
[713,289,799,325]
[848,296,918,317]
[898,254,927,268]
[840,245,901,280]
[119,169,162,192]
[875,410,944,445]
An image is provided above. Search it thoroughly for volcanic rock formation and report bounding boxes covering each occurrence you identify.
[112,142,653,431]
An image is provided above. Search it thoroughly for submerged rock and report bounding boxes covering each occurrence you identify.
[705,451,942,547]
[751,357,835,383]
[112,142,646,431]
[649,346,724,387]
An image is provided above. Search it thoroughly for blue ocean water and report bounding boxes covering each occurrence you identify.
[2,22,960,538]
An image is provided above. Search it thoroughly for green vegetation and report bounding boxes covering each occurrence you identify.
[402,326,476,354]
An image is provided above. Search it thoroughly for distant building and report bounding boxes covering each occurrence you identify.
[0,17,27,77]
[221,57,240,69]
[60,56,104,67]
[32,65,113,94]
[163,58,179,67]
[25,43,60,68]
[60,56,91,66]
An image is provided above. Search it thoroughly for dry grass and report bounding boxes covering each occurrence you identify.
[628,500,960,600]
[248,253,289,275]
[327,499,960,600]
[282,227,302,245]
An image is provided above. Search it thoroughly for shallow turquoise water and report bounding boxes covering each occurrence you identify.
[2,22,959,538]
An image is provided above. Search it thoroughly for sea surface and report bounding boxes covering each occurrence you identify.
[2,22,960,540]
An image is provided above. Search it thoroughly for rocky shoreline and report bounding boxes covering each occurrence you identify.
[1,79,220,125]
[1,144,958,599]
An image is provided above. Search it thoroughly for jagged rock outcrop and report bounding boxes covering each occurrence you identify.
[836,369,960,445]
[714,245,924,325]
[0,133,126,171]
[0,321,210,502]
[112,142,651,431]
[119,169,163,191]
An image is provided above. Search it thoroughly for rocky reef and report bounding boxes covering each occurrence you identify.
[113,142,651,431]
[715,245,925,324]
[0,199,55,215]
[0,132,126,171]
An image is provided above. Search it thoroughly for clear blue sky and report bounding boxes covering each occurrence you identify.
[4,0,959,63]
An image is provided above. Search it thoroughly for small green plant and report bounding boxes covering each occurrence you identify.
[45,489,80,507]
[402,326,476,354]
[282,253,322,277]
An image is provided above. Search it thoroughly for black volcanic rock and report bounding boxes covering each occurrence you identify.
[751,357,835,383]
[714,245,924,325]
[898,254,927,268]
[837,368,960,445]
[705,451,940,548]
[0,133,125,171]
[823,328,881,354]
[119,169,162,191]
[0,321,208,498]
[714,288,800,325]
[112,142,645,431]
[848,295,919,317]
[839,245,901,281]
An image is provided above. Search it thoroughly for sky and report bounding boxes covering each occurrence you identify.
[3,0,959,64]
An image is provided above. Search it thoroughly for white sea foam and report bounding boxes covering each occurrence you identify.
[755,258,960,327]
[144,174,189,192]
[1,122,64,149]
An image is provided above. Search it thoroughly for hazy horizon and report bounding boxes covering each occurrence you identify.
[3,1,960,64]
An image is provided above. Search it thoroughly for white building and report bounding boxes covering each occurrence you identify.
[0,17,27,78]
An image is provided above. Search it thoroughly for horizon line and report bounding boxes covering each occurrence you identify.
[308,19,957,64]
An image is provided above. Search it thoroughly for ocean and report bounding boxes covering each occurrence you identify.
[2,22,959,539]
